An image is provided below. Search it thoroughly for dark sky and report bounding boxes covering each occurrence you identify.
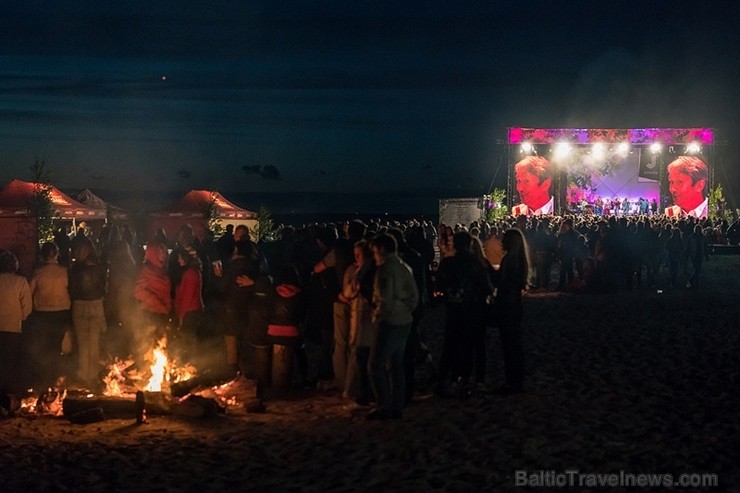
[1,1,739,199]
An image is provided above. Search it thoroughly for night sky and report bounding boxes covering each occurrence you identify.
[1,1,739,208]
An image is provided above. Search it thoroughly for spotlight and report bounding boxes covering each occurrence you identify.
[520,143,534,154]
[617,142,630,156]
[686,142,701,154]
[650,143,662,154]
[554,142,571,160]
[591,143,605,159]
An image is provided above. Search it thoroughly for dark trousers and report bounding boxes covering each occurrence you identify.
[24,310,72,388]
[498,300,524,390]
[473,324,487,384]
[0,332,23,393]
[355,346,372,404]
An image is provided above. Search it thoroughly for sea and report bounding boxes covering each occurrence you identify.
[92,188,489,226]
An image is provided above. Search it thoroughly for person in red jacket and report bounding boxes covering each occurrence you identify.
[173,247,204,363]
[134,240,172,361]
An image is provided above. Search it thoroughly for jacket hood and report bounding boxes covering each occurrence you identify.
[276,284,300,298]
[144,243,166,269]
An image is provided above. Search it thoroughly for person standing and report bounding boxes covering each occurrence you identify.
[0,251,32,394]
[685,224,706,288]
[665,228,685,288]
[343,240,376,405]
[172,247,204,363]
[435,232,490,398]
[267,265,310,387]
[308,226,340,389]
[102,237,138,358]
[134,239,172,365]
[556,218,578,291]
[492,228,531,395]
[68,238,108,387]
[27,242,72,388]
[330,220,366,393]
[366,233,419,420]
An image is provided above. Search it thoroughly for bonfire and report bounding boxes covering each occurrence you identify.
[17,335,241,420]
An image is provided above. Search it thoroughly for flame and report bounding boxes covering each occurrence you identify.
[103,357,136,396]
[145,339,169,392]
[19,388,67,416]
[101,335,199,398]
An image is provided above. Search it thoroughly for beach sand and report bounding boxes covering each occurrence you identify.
[2,256,738,492]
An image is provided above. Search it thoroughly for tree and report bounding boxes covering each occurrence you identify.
[708,184,730,222]
[204,192,224,236]
[482,188,508,222]
[250,205,277,243]
[29,160,57,248]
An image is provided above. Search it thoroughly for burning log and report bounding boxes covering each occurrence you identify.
[62,391,173,421]
[169,367,239,398]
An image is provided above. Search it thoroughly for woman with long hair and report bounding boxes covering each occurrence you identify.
[493,228,531,395]
[68,238,108,387]
[173,247,204,363]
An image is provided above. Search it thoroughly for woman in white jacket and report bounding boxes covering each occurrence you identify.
[0,250,32,394]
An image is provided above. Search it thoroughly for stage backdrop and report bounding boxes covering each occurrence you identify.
[567,148,659,209]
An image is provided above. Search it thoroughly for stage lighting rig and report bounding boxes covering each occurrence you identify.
[686,142,701,154]
[520,143,535,155]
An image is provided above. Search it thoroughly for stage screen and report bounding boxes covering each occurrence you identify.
[508,127,712,219]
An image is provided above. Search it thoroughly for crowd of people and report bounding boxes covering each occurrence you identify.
[1,210,738,420]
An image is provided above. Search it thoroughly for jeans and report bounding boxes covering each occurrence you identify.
[369,322,411,416]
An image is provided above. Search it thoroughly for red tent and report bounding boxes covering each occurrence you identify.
[0,179,106,220]
[0,179,106,275]
[148,190,257,241]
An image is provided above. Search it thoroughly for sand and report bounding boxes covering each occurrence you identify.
[1,256,738,492]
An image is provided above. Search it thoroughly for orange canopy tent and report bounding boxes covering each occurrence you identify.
[0,179,107,275]
[0,179,107,220]
[147,189,257,242]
